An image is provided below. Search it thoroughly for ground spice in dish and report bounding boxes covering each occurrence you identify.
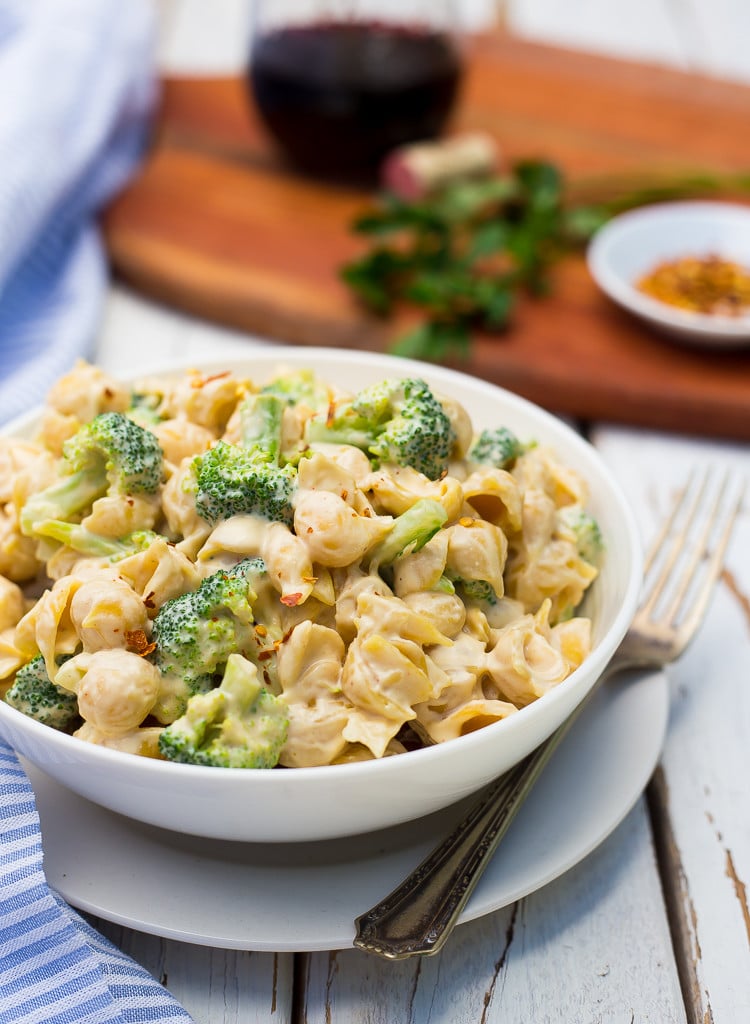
[637,254,750,315]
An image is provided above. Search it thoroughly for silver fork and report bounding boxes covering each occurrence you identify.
[354,469,744,960]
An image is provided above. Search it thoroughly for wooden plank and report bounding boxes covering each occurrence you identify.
[301,803,686,1023]
[591,428,750,1024]
[103,33,750,441]
[91,919,295,1024]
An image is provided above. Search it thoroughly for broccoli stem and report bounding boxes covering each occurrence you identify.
[305,421,375,451]
[20,470,108,536]
[368,498,448,568]
[32,520,154,559]
[239,393,286,462]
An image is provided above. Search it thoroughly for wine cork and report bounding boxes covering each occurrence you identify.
[381,133,499,200]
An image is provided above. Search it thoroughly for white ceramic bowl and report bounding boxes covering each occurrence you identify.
[0,348,642,842]
[587,200,750,345]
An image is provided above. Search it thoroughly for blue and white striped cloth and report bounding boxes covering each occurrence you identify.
[0,740,195,1024]
[0,0,157,427]
[0,3,198,1020]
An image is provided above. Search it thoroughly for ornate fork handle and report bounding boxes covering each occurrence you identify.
[354,659,631,960]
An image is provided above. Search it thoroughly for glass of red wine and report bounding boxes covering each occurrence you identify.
[248,0,464,184]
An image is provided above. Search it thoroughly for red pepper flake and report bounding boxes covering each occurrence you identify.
[143,591,156,610]
[190,370,231,389]
[125,629,156,657]
[255,623,268,638]
[341,489,349,501]
[281,592,303,607]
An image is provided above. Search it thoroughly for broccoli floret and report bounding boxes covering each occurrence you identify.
[305,377,456,480]
[559,506,604,566]
[150,557,275,722]
[446,575,498,605]
[126,391,163,429]
[5,655,80,731]
[63,411,163,493]
[158,653,288,769]
[30,522,159,560]
[368,498,448,569]
[192,441,296,526]
[468,426,525,469]
[192,393,297,526]
[21,412,163,535]
[260,369,330,413]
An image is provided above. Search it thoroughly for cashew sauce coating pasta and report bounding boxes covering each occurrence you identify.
[0,361,603,769]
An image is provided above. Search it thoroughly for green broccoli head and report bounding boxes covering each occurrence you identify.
[468,426,525,469]
[151,559,258,681]
[191,441,296,526]
[21,412,163,535]
[63,412,164,494]
[150,557,276,722]
[158,653,288,769]
[559,506,604,566]
[5,654,80,731]
[305,377,456,480]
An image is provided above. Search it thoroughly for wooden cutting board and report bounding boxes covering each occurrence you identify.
[103,32,750,439]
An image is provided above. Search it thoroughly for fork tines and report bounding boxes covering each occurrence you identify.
[640,468,745,637]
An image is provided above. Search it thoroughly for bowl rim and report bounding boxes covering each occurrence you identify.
[0,346,643,783]
[586,199,750,341]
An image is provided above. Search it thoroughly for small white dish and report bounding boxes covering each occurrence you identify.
[587,200,750,345]
[32,667,668,952]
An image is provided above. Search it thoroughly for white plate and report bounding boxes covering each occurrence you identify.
[587,200,750,345]
[30,668,668,953]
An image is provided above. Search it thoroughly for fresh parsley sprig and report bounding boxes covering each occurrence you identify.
[340,159,750,362]
[340,160,596,361]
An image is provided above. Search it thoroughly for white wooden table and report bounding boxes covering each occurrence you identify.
[75,4,750,1020]
[84,282,750,1024]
